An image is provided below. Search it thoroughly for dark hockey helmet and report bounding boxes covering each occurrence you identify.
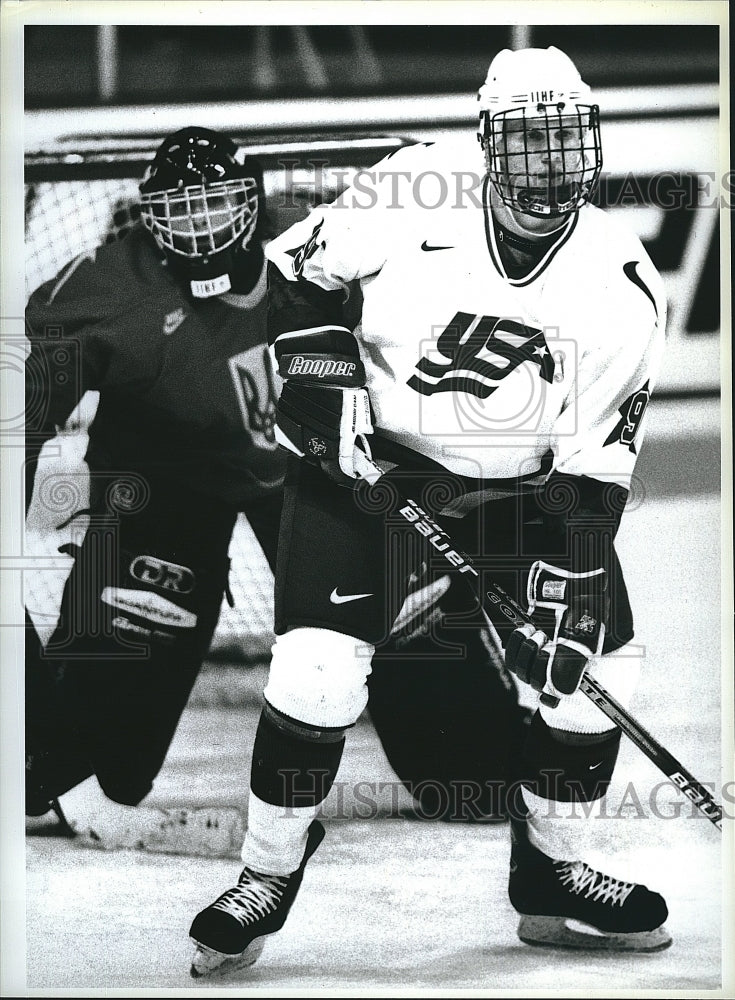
[139,126,265,297]
[477,47,602,218]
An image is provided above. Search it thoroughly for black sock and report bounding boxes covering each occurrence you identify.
[249,703,346,808]
[519,711,622,804]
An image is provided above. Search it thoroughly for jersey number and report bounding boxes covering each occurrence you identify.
[603,381,651,454]
[407,312,555,399]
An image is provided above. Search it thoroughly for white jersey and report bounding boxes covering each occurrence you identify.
[266,138,667,489]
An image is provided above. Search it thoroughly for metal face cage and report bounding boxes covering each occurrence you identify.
[139,177,259,258]
[479,103,602,216]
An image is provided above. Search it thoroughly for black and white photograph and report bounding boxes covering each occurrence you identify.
[0,1,732,995]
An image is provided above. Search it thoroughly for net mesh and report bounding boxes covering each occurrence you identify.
[26,179,142,299]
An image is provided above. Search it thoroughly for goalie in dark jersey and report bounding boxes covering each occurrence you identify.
[24,127,286,836]
[25,126,524,846]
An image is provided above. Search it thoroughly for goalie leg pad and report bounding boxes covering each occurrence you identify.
[264,627,374,729]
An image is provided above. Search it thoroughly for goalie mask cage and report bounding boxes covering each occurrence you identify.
[24,133,408,663]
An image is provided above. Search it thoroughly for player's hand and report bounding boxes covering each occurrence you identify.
[272,327,374,487]
[275,381,374,487]
[505,561,609,708]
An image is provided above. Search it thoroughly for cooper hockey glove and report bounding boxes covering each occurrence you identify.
[273,328,374,487]
[505,561,609,708]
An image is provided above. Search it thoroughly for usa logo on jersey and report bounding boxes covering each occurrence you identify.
[408,312,555,399]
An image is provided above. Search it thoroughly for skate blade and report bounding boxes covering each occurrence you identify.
[190,935,266,978]
[517,915,673,953]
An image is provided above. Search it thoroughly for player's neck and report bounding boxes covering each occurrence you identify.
[228,242,265,296]
[219,253,267,309]
[489,187,570,240]
[488,189,572,280]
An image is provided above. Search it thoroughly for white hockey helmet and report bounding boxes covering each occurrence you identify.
[478,46,602,217]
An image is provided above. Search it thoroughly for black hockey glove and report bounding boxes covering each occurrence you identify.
[505,561,609,708]
[273,328,374,487]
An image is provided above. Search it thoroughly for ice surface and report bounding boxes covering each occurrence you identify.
[17,406,734,994]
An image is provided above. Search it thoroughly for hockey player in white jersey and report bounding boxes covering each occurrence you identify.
[189,46,670,975]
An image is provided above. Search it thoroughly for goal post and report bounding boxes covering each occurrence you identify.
[23,132,409,663]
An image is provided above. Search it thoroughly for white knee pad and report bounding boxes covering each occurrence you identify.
[539,642,642,735]
[264,627,374,728]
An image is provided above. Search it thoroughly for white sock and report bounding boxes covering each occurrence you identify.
[522,785,603,862]
[240,792,317,875]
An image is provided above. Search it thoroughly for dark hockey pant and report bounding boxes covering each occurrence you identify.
[270,456,530,821]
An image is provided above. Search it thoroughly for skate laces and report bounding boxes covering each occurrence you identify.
[555,861,635,907]
[211,868,289,926]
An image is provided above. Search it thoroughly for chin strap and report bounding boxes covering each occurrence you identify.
[494,218,563,255]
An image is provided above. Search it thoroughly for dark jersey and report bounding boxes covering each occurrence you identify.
[25,226,286,511]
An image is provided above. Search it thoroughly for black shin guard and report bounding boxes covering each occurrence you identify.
[249,701,346,808]
[519,712,622,804]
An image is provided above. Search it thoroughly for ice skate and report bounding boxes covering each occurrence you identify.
[189,819,325,978]
[508,816,671,952]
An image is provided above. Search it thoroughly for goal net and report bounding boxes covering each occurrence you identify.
[24,133,407,662]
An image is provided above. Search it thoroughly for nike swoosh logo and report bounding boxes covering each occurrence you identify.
[330,588,373,604]
[623,261,658,320]
[588,760,604,771]
[421,241,453,252]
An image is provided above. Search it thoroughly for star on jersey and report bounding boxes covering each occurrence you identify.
[408,311,555,399]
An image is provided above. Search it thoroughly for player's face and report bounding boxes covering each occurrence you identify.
[144,179,258,258]
[498,115,588,208]
[480,102,601,225]
[166,187,250,256]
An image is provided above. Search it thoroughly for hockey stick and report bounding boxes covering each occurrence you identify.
[578,674,723,829]
[355,451,724,831]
